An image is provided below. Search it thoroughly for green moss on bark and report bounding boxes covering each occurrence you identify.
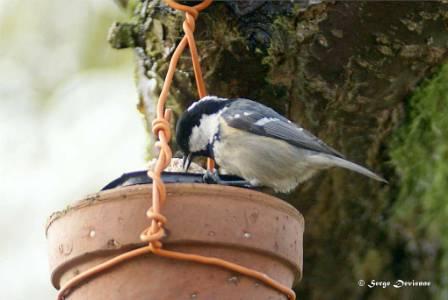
[390,64,448,299]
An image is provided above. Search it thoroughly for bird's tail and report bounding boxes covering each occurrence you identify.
[309,154,387,183]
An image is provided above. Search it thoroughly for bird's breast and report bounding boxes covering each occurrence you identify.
[213,120,321,192]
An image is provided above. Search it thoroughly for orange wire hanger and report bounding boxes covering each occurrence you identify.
[57,1,296,299]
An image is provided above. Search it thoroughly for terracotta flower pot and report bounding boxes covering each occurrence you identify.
[47,177,304,299]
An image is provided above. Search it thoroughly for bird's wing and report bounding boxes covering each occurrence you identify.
[221,99,344,158]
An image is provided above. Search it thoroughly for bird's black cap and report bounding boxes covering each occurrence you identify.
[175,96,233,155]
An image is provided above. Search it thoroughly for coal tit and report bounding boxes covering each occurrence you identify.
[176,96,386,193]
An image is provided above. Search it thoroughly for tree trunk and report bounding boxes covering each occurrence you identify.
[109,1,448,299]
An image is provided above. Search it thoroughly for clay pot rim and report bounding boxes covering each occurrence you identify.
[46,183,303,236]
[100,170,254,191]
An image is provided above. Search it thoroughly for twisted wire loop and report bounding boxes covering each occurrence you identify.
[56,1,295,299]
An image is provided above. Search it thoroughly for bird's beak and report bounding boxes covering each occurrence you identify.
[182,153,193,172]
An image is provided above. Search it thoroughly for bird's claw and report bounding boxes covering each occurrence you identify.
[203,170,221,184]
[202,170,252,188]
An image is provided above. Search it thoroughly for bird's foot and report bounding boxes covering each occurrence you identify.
[202,170,252,188]
[203,169,221,184]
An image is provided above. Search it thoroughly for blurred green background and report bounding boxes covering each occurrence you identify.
[389,63,448,299]
[0,1,146,298]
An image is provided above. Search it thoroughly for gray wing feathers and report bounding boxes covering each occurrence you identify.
[222,99,344,158]
[261,120,344,158]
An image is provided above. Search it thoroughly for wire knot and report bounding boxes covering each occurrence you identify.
[140,207,167,249]
[183,9,198,35]
[152,116,171,142]
[140,226,165,245]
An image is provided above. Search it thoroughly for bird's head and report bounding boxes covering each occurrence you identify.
[175,96,231,171]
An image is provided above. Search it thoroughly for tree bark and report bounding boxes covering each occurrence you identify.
[109,1,448,299]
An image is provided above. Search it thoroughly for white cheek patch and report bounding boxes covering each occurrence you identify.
[189,112,222,152]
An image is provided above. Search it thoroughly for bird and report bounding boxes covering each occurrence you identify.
[175,96,386,193]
